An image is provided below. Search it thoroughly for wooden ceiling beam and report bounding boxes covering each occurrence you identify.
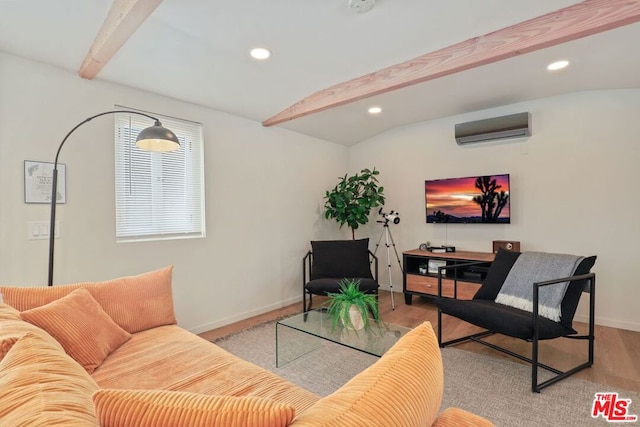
[79,0,163,79]
[263,0,640,127]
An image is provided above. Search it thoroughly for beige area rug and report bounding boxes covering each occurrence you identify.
[214,321,640,426]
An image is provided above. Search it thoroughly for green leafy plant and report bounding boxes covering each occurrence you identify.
[324,168,385,239]
[324,279,380,332]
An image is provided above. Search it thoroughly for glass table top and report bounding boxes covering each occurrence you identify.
[275,309,412,366]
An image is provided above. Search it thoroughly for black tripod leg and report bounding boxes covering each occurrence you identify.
[383,226,396,310]
[386,227,404,274]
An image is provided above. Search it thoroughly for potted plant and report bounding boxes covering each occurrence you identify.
[324,168,385,239]
[324,279,380,332]
[418,263,428,275]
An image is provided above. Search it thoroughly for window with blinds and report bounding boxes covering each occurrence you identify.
[114,109,205,242]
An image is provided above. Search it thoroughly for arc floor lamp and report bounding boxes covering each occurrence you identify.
[47,110,180,286]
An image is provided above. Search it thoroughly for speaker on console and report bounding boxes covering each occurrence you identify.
[492,240,520,253]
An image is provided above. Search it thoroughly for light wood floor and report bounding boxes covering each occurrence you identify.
[199,290,640,392]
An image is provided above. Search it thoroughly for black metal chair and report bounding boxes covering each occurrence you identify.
[436,249,596,392]
[302,238,379,312]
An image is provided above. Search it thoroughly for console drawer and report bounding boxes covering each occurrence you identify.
[405,274,479,300]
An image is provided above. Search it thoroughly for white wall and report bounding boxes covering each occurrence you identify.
[350,90,640,331]
[0,52,348,332]
[2,52,638,333]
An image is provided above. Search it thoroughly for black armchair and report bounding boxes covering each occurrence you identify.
[436,249,596,392]
[302,238,379,312]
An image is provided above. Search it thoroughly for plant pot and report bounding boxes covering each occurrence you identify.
[419,267,427,274]
[347,304,365,330]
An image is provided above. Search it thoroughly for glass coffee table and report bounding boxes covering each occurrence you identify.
[275,309,412,367]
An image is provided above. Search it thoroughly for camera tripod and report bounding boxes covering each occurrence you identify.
[372,218,404,310]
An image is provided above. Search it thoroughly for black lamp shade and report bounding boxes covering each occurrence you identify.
[136,120,180,152]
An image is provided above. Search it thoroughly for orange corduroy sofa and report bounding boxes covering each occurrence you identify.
[0,266,493,426]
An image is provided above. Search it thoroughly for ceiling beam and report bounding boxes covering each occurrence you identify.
[263,0,640,127]
[78,0,163,79]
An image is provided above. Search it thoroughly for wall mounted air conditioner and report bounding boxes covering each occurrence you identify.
[455,112,531,145]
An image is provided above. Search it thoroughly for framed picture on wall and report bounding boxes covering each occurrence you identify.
[24,160,66,204]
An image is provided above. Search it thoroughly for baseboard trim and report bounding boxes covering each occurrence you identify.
[575,314,640,332]
[187,295,302,334]
[187,295,640,334]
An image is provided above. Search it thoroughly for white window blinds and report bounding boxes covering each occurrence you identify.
[114,109,205,242]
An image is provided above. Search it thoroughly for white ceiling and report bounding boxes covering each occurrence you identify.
[1,0,639,145]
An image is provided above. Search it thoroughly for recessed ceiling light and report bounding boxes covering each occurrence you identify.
[547,60,569,71]
[250,47,271,60]
[349,0,376,13]
[368,106,382,115]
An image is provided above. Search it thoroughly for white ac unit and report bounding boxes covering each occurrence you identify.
[455,112,531,145]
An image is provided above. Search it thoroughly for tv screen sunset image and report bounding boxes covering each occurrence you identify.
[425,174,510,223]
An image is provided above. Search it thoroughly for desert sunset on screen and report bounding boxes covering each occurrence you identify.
[425,175,510,220]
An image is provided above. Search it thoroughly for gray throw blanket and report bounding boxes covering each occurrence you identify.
[495,252,584,322]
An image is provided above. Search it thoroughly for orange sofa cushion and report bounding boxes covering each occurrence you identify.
[91,324,320,416]
[0,337,18,360]
[0,336,17,362]
[93,389,295,427]
[0,331,99,426]
[0,266,176,333]
[1,303,64,363]
[21,288,131,373]
[0,303,19,321]
[0,304,21,361]
[432,407,495,427]
[289,322,443,427]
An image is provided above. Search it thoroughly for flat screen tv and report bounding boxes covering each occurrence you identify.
[425,174,510,224]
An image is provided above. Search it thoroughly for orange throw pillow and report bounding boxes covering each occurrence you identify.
[0,331,99,426]
[290,322,444,427]
[20,288,131,373]
[93,389,295,427]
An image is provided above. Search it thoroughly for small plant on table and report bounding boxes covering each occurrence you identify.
[324,279,380,332]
